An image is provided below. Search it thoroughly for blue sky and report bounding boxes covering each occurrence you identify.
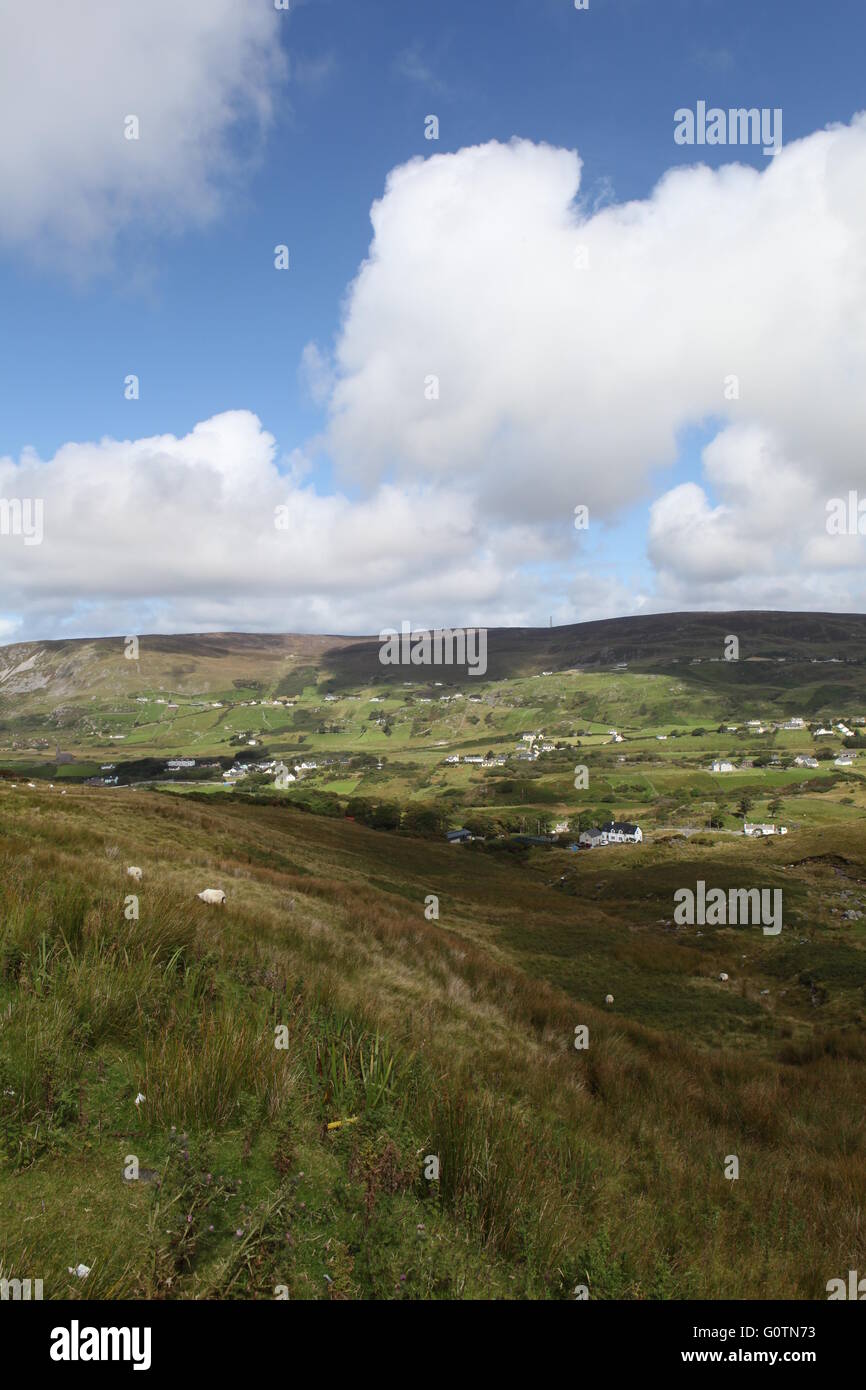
[1,0,865,640]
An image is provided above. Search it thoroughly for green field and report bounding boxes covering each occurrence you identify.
[1,614,865,1299]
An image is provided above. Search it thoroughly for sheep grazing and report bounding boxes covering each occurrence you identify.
[719,972,729,982]
[604,993,614,1005]
[127,866,143,882]
[197,888,226,906]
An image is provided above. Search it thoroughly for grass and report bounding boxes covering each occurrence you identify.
[0,778,865,1299]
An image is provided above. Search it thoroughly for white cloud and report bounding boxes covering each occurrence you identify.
[5,114,866,638]
[0,411,536,641]
[0,0,286,267]
[323,121,866,544]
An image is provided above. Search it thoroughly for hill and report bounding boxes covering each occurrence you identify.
[1,777,865,1298]
[2,610,866,709]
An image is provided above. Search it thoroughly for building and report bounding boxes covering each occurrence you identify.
[793,755,819,768]
[578,827,605,848]
[835,754,856,767]
[743,821,788,837]
[711,760,735,773]
[600,821,643,844]
[446,828,473,844]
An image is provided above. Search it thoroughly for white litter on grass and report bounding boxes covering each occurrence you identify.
[68,1264,90,1279]
[134,1093,146,1106]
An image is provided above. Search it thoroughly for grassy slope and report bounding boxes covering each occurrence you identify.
[1,781,865,1299]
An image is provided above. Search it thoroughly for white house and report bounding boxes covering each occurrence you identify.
[782,717,805,730]
[711,760,735,773]
[600,821,642,843]
[744,821,787,837]
[837,724,853,737]
[793,755,819,768]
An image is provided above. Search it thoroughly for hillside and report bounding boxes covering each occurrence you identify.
[2,610,866,710]
[1,778,865,1298]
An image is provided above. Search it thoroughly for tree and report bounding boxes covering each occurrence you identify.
[370,801,401,831]
[401,803,448,838]
[736,795,753,817]
[463,815,489,838]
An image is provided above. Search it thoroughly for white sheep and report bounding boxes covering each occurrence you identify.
[719,972,729,982]
[604,993,614,1005]
[197,888,226,906]
[127,866,143,882]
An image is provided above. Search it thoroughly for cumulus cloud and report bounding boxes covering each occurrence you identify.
[648,425,866,609]
[323,120,866,549]
[5,114,866,638]
[0,411,537,641]
[0,0,286,266]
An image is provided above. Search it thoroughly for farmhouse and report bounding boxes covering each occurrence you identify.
[578,827,605,848]
[711,760,735,773]
[601,821,643,844]
[446,828,473,844]
[782,718,806,730]
[793,755,819,768]
[743,821,787,837]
